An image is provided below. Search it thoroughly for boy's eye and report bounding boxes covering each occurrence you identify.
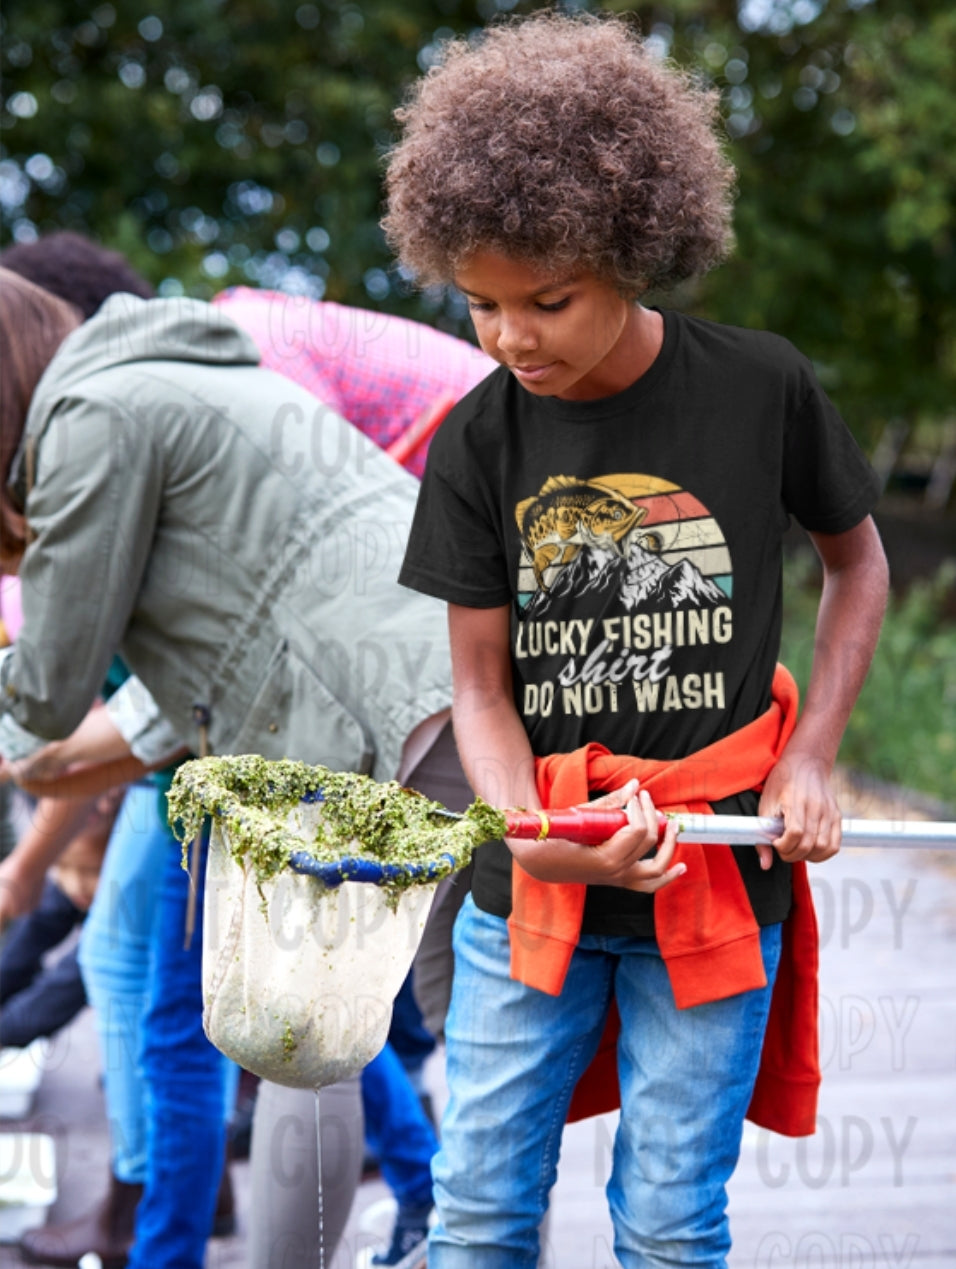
[466,296,570,315]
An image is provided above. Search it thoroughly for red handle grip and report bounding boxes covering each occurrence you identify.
[503,807,665,846]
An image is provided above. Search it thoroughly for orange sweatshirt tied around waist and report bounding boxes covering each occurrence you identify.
[508,664,821,1137]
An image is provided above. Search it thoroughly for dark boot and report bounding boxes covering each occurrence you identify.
[19,1175,142,1269]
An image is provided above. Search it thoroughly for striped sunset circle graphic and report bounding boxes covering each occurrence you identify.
[516,474,732,611]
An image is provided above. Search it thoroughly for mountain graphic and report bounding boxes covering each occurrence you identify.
[524,545,623,617]
[525,542,724,617]
[643,558,726,609]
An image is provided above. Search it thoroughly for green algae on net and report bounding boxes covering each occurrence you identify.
[167,754,507,890]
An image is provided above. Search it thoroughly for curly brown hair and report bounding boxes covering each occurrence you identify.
[383,11,735,294]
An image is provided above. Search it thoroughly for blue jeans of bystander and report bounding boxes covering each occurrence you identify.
[362,1039,438,1211]
[78,784,169,1185]
[125,824,235,1269]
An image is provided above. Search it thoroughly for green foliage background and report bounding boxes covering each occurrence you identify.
[781,554,955,803]
[2,0,954,801]
[3,0,956,447]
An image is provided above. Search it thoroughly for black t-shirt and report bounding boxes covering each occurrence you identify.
[400,309,880,936]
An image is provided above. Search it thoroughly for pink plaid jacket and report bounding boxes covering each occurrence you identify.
[214,288,494,478]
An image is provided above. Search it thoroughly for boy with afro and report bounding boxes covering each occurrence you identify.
[389,11,889,1268]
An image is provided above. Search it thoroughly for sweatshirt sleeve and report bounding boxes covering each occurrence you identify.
[0,648,46,757]
[0,395,164,743]
[104,675,185,764]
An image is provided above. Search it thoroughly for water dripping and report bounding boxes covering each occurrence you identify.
[314,1087,325,1269]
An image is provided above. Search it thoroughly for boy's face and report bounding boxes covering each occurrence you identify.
[454,250,645,401]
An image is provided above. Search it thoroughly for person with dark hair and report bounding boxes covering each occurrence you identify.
[0,231,154,318]
[0,278,79,573]
[386,12,890,1267]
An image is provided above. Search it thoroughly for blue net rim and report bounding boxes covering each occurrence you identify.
[287,849,457,889]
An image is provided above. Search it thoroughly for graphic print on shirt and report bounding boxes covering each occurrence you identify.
[514,474,733,723]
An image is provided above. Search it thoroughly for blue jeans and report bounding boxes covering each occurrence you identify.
[430,896,782,1269]
[361,1040,438,1210]
[80,783,235,1269]
[388,972,437,1081]
[126,825,235,1269]
[78,784,170,1184]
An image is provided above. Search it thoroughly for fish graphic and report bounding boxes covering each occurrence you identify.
[515,476,646,590]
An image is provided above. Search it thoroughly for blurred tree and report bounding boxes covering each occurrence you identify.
[657,0,956,448]
[2,0,954,452]
[0,0,531,326]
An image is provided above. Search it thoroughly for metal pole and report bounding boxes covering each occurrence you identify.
[672,814,956,850]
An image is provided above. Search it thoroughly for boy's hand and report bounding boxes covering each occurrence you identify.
[507,779,685,892]
[757,750,842,868]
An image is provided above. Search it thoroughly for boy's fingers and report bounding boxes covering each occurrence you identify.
[625,819,684,891]
[629,858,685,892]
[806,816,842,862]
[652,818,679,866]
[585,779,639,810]
[772,802,842,862]
[625,789,658,839]
[656,862,687,888]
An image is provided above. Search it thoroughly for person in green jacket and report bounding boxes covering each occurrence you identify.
[0,266,459,1269]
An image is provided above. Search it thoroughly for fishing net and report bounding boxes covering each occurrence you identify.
[168,756,503,1089]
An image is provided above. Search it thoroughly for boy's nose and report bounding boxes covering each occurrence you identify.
[497,315,537,356]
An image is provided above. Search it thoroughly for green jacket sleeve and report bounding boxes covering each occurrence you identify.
[0,395,163,741]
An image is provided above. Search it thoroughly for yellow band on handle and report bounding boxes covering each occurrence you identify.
[536,811,550,840]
